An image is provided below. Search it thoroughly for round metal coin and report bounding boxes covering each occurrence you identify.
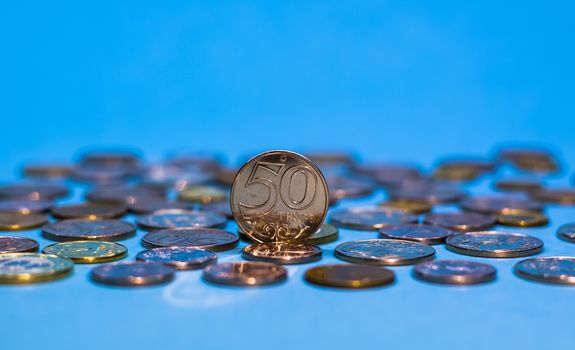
[42,219,136,242]
[556,223,575,243]
[0,236,39,253]
[446,231,543,258]
[0,200,53,214]
[51,203,127,220]
[136,209,227,230]
[423,212,495,232]
[90,261,175,287]
[242,242,322,265]
[43,241,127,263]
[379,224,455,245]
[0,183,69,201]
[335,239,435,266]
[514,257,575,285]
[307,224,339,245]
[177,185,227,204]
[0,213,49,231]
[203,261,288,287]
[142,228,239,251]
[494,178,542,192]
[531,188,575,205]
[330,206,418,231]
[413,260,497,285]
[460,196,543,214]
[136,247,217,270]
[496,209,549,227]
[378,199,433,214]
[304,264,395,289]
[326,175,374,200]
[129,199,192,214]
[0,253,73,284]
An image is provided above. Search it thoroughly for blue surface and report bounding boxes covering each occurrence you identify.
[2,1,575,349]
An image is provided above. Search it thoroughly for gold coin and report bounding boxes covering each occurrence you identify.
[42,241,128,263]
[496,209,549,227]
[304,264,395,289]
[378,199,432,214]
[177,185,228,204]
[0,213,48,231]
[0,253,73,284]
[231,150,329,243]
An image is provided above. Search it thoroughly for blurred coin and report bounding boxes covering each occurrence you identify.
[23,164,73,178]
[460,196,543,214]
[379,224,455,245]
[141,228,238,251]
[0,253,73,284]
[335,239,435,266]
[51,203,127,220]
[90,261,175,287]
[514,257,575,285]
[242,242,322,265]
[446,231,543,258]
[413,260,496,285]
[0,236,39,253]
[423,212,495,232]
[496,209,548,227]
[42,219,136,242]
[304,264,395,289]
[378,199,432,214]
[330,206,418,231]
[307,224,339,245]
[203,261,287,287]
[141,165,212,191]
[136,209,227,230]
[136,247,217,270]
[388,183,465,204]
[0,213,48,231]
[556,223,575,243]
[531,188,575,205]
[79,149,141,167]
[326,175,374,200]
[497,147,558,173]
[0,200,53,214]
[215,167,239,186]
[494,178,542,192]
[351,164,421,188]
[71,166,132,185]
[166,153,222,173]
[43,241,127,263]
[435,158,495,172]
[202,201,233,218]
[0,183,68,201]
[305,151,356,166]
[432,163,486,182]
[177,185,227,204]
[129,199,192,214]
[86,186,165,205]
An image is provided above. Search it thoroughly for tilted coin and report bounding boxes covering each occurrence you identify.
[379,224,455,245]
[0,183,69,201]
[136,209,227,230]
[129,199,192,214]
[141,228,238,251]
[0,200,53,214]
[22,163,73,178]
[378,199,432,214]
[177,185,228,204]
[514,257,575,285]
[231,150,329,242]
[496,209,548,227]
[334,239,435,266]
[413,260,496,285]
[326,175,374,200]
[242,242,322,265]
[90,261,175,287]
[432,166,483,182]
[43,241,127,263]
[51,203,127,220]
[0,253,73,284]
[423,212,495,232]
[446,231,543,258]
[136,247,217,270]
[556,223,575,243]
[531,188,575,205]
[0,236,39,253]
[494,178,542,192]
[202,201,233,219]
[304,264,395,289]
[330,206,418,231]
[203,262,288,287]
[42,219,136,242]
[497,147,558,173]
[460,196,543,214]
[0,213,49,231]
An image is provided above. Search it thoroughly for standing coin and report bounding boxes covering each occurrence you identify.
[379,224,455,245]
[330,207,418,230]
[496,209,548,227]
[90,261,175,287]
[136,247,217,270]
[304,264,395,289]
[231,150,329,242]
[142,228,238,251]
[0,213,48,231]
[460,196,543,214]
[446,231,543,258]
[335,239,435,266]
[203,262,288,287]
[556,223,575,243]
[242,242,322,264]
[51,203,127,220]
[43,241,127,263]
[136,209,227,230]
[423,212,495,232]
[0,253,73,284]
[413,260,496,285]
[0,236,39,253]
[42,219,136,242]
[514,257,575,285]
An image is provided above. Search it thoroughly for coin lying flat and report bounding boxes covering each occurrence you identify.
[494,178,542,192]
[136,247,217,270]
[496,209,548,227]
[23,164,73,178]
[0,200,53,214]
[330,207,418,231]
[304,264,395,289]
[86,186,164,205]
[531,188,575,205]
[0,253,73,284]
[242,242,322,265]
[231,150,329,242]
[379,224,455,245]
[136,209,227,231]
[202,201,233,219]
[423,212,495,232]
[388,184,465,204]
[142,228,238,252]
[0,213,49,231]
[80,149,141,167]
[413,260,497,285]
[335,239,435,266]
[90,261,175,287]
[378,199,432,214]
[326,175,374,200]
[353,164,422,188]
[42,219,136,242]
[0,236,39,253]
[43,241,127,263]
[556,223,575,243]
[0,183,69,201]
[514,257,575,285]
[460,196,543,214]
[177,185,227,204]
[51,203,127,220]
[307,224,339,245]
[203,262,288,287]
[446,231,543,258]
[129,199,192,214]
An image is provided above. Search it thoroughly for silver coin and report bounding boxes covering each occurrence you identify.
[514,257,575,285]
[557,223,575,243]
[242,242,322,265]
[413,260,496,285]
[334,239,435,266]
[423,212,495,232]
[460,196,543,214]
[136,247,217,270]
[141,228,238,252]
[446,231,543,258]
[90,261,175,287]
[136,209,227,230]
[330,206,418,231]
[379,224,455,245]
[42,219,136,242]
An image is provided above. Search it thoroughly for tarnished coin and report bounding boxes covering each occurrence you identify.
[330,206,418,231]
[0,236,39,253]
[334,239,435,266]
[136,209,227,230]
[388,183,465,204]
[304,264,395,289]
[494,178,542,192]
[0,253,73,284]
[23,164,73,178]
[460,196,543,214]
[203,261,288,287]
[379,224,455,245]
[90,261,175,287]
[446,231,543,258]
[142,228,238,251]
[136,247,217,270]
[413,260,496,285]
[326,175,374,200]
[129,199,192,214]
[202,201,233,219]
[556,223,575,243]
[0,200,53,214]
[42,219,136,242]
[531,188,575,205]
[43,241,127,263]
[496,209,549,227]
[231,150,329,243]
[0,183,69,201]
[423,212,495,232]
[177,185,227,204]
[51,203,127,220]
[242,242,322,264]
[378,199,433,214]
[0,213,49,231]
[514,257,575,285]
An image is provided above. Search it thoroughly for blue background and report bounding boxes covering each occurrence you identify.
[1,1,575,349]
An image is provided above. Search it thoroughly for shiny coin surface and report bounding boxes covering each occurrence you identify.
[379,224,455,245]
[556,223,575,243]
[496,209,549,227]
[413,260,496,285]
[307,224,339,245]
[335,239,435,266]
[242,242,322,265]
[90,261,175,287]
[423,212,495,232]
[330,206,418,231]
[494,178,542,192]
[136,209,227,230]
[129,199,192,214]
[51,203,127,220]
[43,241,127,263]
[326,175,374,200]
[531,188,575,205]
[203,261,287,287]
[0,183,69,201]
[0,213,48,231]
[514,257,575,285]
[446,231,543,258]
[0,253,73,284]
[0,200,53,214]
[378,199,433,214]
[460,196,543,214]
[42,219,136,242]
[231,150,329,243]
[142,228,238,251]
[304,264,395,289]
[0,236,39,253]
[136,247,217,270]
[177,185,227,204]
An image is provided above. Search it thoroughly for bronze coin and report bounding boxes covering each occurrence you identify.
[177,185,228,204]
[141,228,238,251]
[0,213,49,231]
[446,231,543,258]
[203,261,287,287]
[0,236,39,253]
[496,209,549,227]
[90,261,175,287]
[136,209,227,230]
[351,164,422,188]
[80,149,141,167]
[51,203,127,220]
[389,183,466,204]
[42,219,136,241]
[86,186,165,205]
[378,199,433,214]
[460,196,543,214]
[71,166,132,185]
[304,264,395,289]
[494,178,543,192]
[531,188,575,205]
[379,224,455,245]
[335,239,435,266]
[242,242,322,264]
[423,212,495,232]
[330,206,418,230]
[0,183,69,201]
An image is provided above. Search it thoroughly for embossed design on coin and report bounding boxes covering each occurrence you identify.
[460,196,543,214]
[43,241,127,263]
[446,231,543,258]
[242,242,322,265]
[0,213,49,231]
[423,212,495,232]
[413,260,496,285]
[203,262,288,287]
[136,209,227,230]
[514,257,575,285]
[42,219,136,242]
[0,253,73,284]
[136,247,217,270]
[379,224,455,245]
[51,203,127,220]
[496,209,548,227]
[141,228,238,251]
[335,239,435,266]
[90,261,175,287]
[0,236,39,253]
[304,264,395,289]
[330,206,418,231]
[557,223,575,243]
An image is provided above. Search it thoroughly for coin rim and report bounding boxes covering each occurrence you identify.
[378,224,455,245]
[412,260,497,285]
[141,227,239,252]
[136,247,217,270]
[241,242,322,265]
[330,207,419,231]
[90,261,175,287]
[445,231,544,258]
[334,239,436,266]
[42,219,137,242]
[0,253,74,284]
[514,256,575,285]
[304,264,395,289]
[203,261,288,287]
[0,236,39,253]
[42,241,128,264]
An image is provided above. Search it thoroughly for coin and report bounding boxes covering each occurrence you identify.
[413,260,496,285]
[0,200,53,214]
[330,206,418,230]
[51,203,127,220]
[129,199,192,214]
[305,151,356,166]
[498,148,558,174]
[446,231,543,258]
[378,199,432,214]
[0,253,73,284]
[141,165,212,191]
[202,201,233,218]
[0,236,39,253]
[0,183,69,201]
[136,209,227,230]
[239,223,338,245]
[203,261,288,287]
[423,212,495,232]
[215,167,239,186]
[514,257,575,285]
[90,261,175,287]
[80,149,141,167]
[23,164,73,178]
[531,188,575,205]
[494,178,542,192]
[166,153,222,173]
[242,242,322,264]
[326,175,374,200]
[334,239,435,266]
[556,223,575,243]
[351,164,422,188]
[231,150,329,242]
[496,209,549,227]
[43,241,127,263]
[0,213,49,231]
[136,247,217,270]
[304,264,395,289]
[42,219,136,241]
[379,224,455,245]
[388,183,465,204]
[177,185,227,204]
[141,228,238,251]
[86,186,165,205]
[460,196,543,214]
[71,167,132,185]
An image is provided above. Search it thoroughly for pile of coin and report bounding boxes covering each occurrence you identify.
[2,146,575,288]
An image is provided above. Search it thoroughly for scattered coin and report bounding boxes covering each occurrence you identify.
[514,257,575,285]
[136,247,217,270]
[141,165,212,191]
[242,242,322,264]
[446,231,543,258]
[177,185,227,204]
[496,209,549,227]
[330,206,418,230]
[86,186,165,205]
[306,151,356,166]
[0,183,69,201]
[90,261,175,287]
[497,147,558,173]
[307,224,339,245]
[51,203,127,220]
[0,236,39,253]
[423,212,495,232]
[378,199,432,214]
[0,213,49,231]
[494,178,543,192]
[0,253,73,284]
[136,209,227,230]
[556,223,575,243]
[141,228,239,251]
[388,183,465,204]
[351,164,422,188]
[202,201,233,218]
[0,200,53,214]
[42,219,136,241]
[413,260,496,285]
[531,188,575,205]
[79,149,141,167]
[71,166,132,185]
[304,264,395,289]
[129,199,192,214]
[23,164,73,178]
[460,196,543,214]
[203,261,288,287]
[335,239,435,266]
[379,224,455,245]
[326,175,374,200]
[43,241,127,263]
